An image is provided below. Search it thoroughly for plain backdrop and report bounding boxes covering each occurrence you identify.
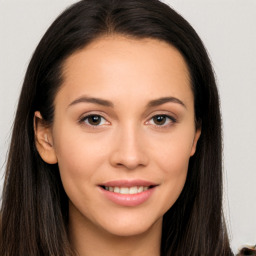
[0,0,255,253]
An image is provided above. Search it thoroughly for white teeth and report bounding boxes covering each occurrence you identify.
[138,186,144,193]
[120,187,129,194]
[104,186,151,194]
[114,187,120,193]
[129,186,138,194]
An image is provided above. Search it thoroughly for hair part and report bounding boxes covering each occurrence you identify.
[1,0,232,255]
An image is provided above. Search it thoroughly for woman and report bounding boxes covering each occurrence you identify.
[0,0,233,255]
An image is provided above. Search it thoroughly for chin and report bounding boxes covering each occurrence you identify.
[97,213,163,237]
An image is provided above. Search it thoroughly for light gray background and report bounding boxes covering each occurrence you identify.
[0,0,255,253]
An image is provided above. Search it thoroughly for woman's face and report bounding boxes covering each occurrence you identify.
[37,35,200,237]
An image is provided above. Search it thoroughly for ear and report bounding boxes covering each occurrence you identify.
[34,111,58,164]
[190,127,201,156]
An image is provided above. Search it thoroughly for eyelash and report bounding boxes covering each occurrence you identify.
[147,114,177,128]
[79,114,110,127]
[79,114,176,128]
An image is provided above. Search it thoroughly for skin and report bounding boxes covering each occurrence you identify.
[35,35,201,256]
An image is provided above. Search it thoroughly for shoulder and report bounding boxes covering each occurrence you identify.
[237,245,256,256]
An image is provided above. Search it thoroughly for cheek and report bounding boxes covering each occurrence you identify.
[150,130,194,211]
[156,153,189,215]
[52,124,106,198]
[53,122,107,172]
[152,127,194,176]
[159,143,190,194]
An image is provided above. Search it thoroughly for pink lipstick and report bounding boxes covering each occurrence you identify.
[98,180,158,207]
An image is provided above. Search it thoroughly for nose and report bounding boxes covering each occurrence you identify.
[109,126,149,170]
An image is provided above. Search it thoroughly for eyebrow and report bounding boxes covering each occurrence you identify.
[68,96,186,109]
[147,97,186,108]
[68,96,114,108]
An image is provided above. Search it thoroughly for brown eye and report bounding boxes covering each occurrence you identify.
[148,115,176,127]
[87,115,101,125]
[81,115,108,126]
[152,115,167,125]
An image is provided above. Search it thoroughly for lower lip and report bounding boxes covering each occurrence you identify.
[99,187,156,207]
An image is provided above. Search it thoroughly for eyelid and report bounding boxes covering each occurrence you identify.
[78,112,111,127]
[145,113,177,127]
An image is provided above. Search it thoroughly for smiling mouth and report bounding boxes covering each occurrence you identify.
[99,182,158,206]
[100,185,156,195]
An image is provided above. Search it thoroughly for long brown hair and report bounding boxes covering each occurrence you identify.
[1,0,233,255]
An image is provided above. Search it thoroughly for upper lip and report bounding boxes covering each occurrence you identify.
[99,179,158,187]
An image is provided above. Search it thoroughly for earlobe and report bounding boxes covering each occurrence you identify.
[190,128,201,156]
[34,111,58,164]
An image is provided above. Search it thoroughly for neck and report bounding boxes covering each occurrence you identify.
[68,204,162,256]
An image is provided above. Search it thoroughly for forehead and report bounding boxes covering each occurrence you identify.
[57,35,193,107]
